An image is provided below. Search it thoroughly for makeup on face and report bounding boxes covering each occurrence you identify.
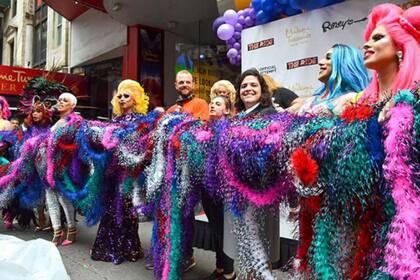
[363,25,399,70]
[318,48,333,84]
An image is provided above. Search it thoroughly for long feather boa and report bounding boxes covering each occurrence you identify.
[382,91,420,279]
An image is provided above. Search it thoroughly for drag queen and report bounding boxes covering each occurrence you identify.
[293,44,370,276]
[9,77,61,230]
[0,97,14,229]
[293,4,419,279]
[90,79,148,264]
[298,44,370,116]
[46,92,79,245]
[356,4,419,278]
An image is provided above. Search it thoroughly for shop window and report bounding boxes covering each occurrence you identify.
[56,14,62,47]
[8,39,15,66]
[12,0,17,17]
[33,1,47,68]
[174,19,239,102]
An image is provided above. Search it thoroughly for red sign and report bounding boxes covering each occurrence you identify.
[0,65,88,97]
[247,38,275,51]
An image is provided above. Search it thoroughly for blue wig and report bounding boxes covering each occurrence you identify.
[314,44,370,108]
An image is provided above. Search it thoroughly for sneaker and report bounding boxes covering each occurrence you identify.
[183,256,197,273]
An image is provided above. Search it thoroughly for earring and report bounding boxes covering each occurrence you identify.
[397,51,403,64]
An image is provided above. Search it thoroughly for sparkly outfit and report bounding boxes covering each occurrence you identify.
[90,113,143,264]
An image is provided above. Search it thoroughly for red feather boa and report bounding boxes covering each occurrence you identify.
[291,147,319,186]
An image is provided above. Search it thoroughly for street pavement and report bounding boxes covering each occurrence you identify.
[1,218,286,280]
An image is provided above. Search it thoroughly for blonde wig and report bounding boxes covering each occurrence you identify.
[209,80,236,105]
[111,79,149,116]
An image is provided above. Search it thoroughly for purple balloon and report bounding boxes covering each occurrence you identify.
[233,31,241,40]
[223,9,238,25]
[217,24,235,40]
[238,10,244,17]
[227,48,238,59]
[245,16,254,27]
[249,8,257,19]
[234,23,243,32]
[229,56,237,65]
[227,37,236,45]
[243,8,251,16]
[212,17,225,33]
[233,42,241,50]
[237,15,245,25]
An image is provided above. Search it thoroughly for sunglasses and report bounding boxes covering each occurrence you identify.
[117,93,131,99]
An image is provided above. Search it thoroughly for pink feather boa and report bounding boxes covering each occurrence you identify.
[383,102,420,279]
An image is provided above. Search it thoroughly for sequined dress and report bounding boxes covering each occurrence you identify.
[90,113,143,264]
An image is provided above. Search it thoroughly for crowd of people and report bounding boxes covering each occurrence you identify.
[0,3,419,280]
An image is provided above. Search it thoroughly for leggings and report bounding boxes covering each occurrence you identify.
[45,189,75,230]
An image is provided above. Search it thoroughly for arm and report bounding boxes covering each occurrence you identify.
[274,87,303,113]
[286,97,304,113]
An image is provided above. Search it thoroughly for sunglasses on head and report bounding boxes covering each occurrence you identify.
[117,93,130,99]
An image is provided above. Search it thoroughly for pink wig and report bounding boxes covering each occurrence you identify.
[0,96,11,120]
[360,4,420,104]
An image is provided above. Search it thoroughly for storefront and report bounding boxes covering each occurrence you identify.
[43,0,240,110]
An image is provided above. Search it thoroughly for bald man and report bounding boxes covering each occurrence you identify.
[166,70,209,121]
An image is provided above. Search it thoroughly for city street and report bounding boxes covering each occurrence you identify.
[1,219,286,280]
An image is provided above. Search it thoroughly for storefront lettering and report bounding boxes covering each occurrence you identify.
[0,70,35,83]
[0,82,17,91]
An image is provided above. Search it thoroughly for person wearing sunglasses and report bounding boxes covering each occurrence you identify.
[91,79,149,264]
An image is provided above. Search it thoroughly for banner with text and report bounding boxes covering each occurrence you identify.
[242,0,411,98]
[0,65,88,97]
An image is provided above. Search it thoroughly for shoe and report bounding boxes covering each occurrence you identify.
[219,273,236,280]
[3,212,14,230]
[62,227,77,246]
[183,256,197,273]
[203,270,223,280]
[52,229,64,246]
[145,262,154,270]
[144,254,154,270]
[4,221,14,230]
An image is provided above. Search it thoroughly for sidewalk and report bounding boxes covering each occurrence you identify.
[1,219,286,280]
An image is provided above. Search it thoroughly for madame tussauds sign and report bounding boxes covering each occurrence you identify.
[0,65,88,96]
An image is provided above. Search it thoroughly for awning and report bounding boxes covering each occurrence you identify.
[43,0,106,21]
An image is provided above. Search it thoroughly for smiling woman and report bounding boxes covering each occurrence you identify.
[234,68,274,114]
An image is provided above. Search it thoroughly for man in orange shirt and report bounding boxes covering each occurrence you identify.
[166,70,209,121]
[165,70,207,273]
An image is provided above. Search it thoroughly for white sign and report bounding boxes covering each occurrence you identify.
[242,0,408,98]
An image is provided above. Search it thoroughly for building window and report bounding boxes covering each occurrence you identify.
[33,1,47,68]
[8,39,15,66]
[12,0,17,17]
[56,14,62,47]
